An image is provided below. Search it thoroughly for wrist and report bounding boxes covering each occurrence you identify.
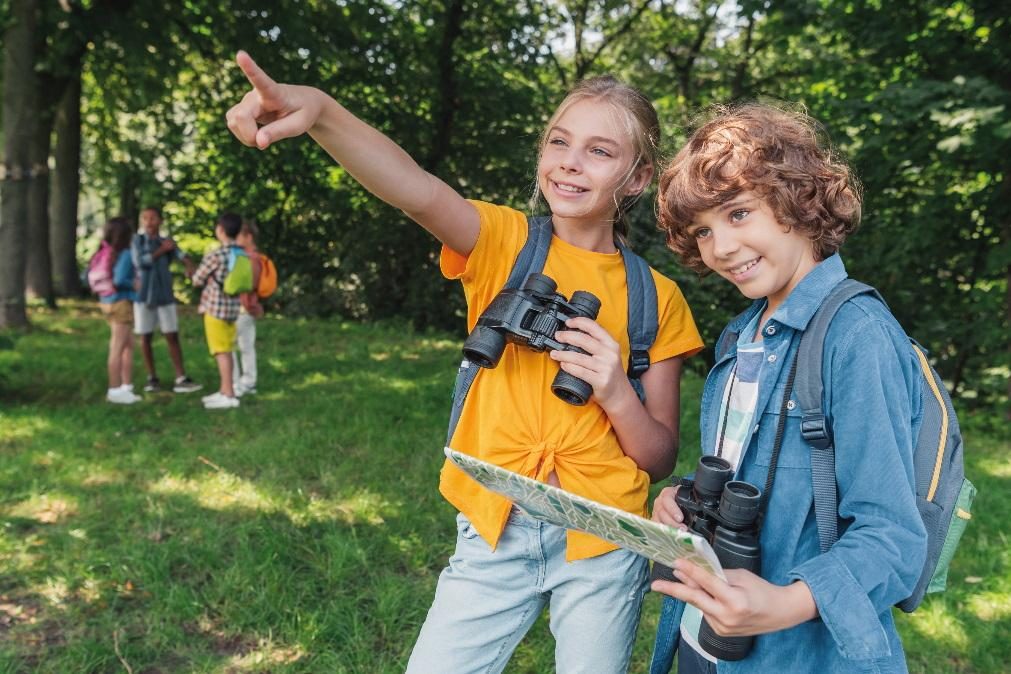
[777,581,818,630]
[308,89,339,135]
[597,378,640,418]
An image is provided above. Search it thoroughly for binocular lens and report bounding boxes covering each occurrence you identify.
[694,456,734,499]
[718,481,761,527]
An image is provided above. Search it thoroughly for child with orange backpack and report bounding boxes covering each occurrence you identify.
[232,219,277,396]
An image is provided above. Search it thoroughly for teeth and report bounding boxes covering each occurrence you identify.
[731,258,759,274]
[555,182,586,193]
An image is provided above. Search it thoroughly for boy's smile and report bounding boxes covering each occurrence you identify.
[689,193,818,315]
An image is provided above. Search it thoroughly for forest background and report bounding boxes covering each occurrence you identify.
[0,0,1008,405]
[1,1,1009,672]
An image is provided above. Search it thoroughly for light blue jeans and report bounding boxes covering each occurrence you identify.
[406,509,649,674]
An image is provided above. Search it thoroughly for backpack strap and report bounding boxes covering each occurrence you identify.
[794,278,885,553]
[505,215,553,290]
[447,216,659,444]
[617,242,658,403]
[447,216,552,445]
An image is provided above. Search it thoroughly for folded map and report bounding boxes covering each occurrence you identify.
[445,447,724,578]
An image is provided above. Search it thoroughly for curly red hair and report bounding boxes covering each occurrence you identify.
[658,103,862,274]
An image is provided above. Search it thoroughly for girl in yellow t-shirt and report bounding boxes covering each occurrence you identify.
[225,51,702,674]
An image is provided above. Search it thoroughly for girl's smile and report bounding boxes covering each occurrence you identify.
[537,99,651,245]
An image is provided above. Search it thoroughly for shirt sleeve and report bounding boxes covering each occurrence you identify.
[112,250,135,290]
[787,313,926,660]
[191,250,218,288]
[649,271,704,365]
[132,235,153,268]
[439,200,527,325]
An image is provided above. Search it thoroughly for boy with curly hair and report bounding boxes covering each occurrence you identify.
[649,104,927,673]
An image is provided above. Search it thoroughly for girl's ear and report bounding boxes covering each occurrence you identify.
[623,162,654,197]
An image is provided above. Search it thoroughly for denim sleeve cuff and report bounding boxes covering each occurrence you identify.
[789,552,892,660]
[140,252,154,266]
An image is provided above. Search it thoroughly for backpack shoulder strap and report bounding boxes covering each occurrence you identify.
[448,216,552,445]
[505,216,552,289]
[617,244,658,403]
[795,278,884,553]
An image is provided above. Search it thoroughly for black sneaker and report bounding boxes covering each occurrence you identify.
[173,376,203,394]
[143,377,161,393]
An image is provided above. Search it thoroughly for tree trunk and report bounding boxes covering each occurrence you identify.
[50,73,83,297]
[118,168,139,224]
[0,0,39,328]
[24,104,56,306]
[425,0,465,172]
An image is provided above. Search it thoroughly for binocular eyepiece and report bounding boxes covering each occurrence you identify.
[462,273,601,405]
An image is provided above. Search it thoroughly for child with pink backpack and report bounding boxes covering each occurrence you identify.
[89,217,142,404]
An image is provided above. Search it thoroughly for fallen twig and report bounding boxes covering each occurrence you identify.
[113,629,133,674]
[197,455,224,472]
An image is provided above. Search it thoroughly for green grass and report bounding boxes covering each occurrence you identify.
[0,303,1007,672]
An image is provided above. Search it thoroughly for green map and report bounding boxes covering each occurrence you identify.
[445,447,724,578]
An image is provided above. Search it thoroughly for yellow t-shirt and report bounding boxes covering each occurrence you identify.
[440,201,704,560]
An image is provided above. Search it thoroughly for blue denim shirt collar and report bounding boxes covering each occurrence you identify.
[718,254,848,358]
[770,253,848,331]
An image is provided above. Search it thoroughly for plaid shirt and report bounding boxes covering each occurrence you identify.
[192,246,241,321]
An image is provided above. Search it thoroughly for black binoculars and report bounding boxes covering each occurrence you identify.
[653,455,763,661]
[462,272,600,405]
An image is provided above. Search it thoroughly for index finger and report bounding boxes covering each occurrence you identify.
[674,560,734,600]
[236,50,278,96]
[564,316,613,342]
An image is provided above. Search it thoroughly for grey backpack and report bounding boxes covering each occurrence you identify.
[794,279,976,611]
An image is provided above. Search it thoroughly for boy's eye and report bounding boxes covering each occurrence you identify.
[730,209,749,222]
[691,227,712,240]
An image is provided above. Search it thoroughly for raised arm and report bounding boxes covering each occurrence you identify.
[225,51,479,256]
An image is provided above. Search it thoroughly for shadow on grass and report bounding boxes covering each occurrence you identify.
[2,304,1008,673]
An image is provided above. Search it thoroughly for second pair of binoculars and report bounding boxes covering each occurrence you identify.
[462,272,601,405]
[651,455,763,662]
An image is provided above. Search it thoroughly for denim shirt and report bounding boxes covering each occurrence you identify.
[131,233,185,307]
[99,250,138,304]
[652,255,927,674]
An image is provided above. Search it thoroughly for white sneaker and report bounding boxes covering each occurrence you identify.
[233,382,257,397]
[107,388,141,405]
[203,392,240,409]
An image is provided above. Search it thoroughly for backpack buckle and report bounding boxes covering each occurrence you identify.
[801,413,832,449]
[627,349,650,379]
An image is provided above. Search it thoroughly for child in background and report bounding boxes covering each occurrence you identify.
[226,51,703,673]
[191,213,244,410]
[131,206,202,394]
[233,220,264,396]
[649,103,927,673]
[99,216,142,405]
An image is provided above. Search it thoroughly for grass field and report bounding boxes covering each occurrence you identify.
[1,303,1007,672]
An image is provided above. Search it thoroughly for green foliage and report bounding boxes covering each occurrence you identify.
[37,0,1006,402]
[1,306,1006,672]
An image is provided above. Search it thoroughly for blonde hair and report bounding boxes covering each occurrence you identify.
[531,75,660,239]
